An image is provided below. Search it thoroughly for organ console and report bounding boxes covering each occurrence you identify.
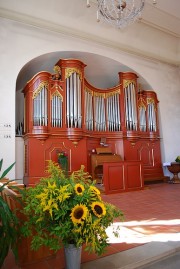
[91,148,122,182]
[22,58,165,192]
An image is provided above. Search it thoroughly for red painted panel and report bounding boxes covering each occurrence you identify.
[24,137,88,185]
[103,161,143,194]
[126,163,142,189]
[104,163,125,194]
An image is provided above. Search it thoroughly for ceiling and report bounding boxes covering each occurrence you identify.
[142,0,180,37]
[0,0,180,90]
[17,51,143,90]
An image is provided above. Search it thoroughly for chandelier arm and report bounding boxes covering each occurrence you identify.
[86,0,157,29]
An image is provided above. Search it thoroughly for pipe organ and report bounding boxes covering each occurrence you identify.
[22,58,165,190]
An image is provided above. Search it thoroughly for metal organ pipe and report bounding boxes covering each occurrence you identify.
[102,96,106,131]
[148,103,152,131]
[99,96,103,131]
[77,74,82,128]
[66,77,70,128]
[85,90,94,131]
[148,102,156,132]
[94,95,99,131]
[124,83,137,131]
[128,84,133,130]
[124,87,129,130]
[139,106,146,131]
[116,93,121,131]
[45,87,47,126]
[66,72,82,129]
[109,95,113,131]
[39,89,42,126]
[33,86,48,127]
[112,95,115,130]
[114,94,117,131]
[152,104,156,131]
[89,93,93,130]
[107,96,110,130]
[73,73,77,128]
[70,74,74,127]
[51,94,62,128]
[85,90,88,129]
[33,97,37,126]
[132,84,138,131]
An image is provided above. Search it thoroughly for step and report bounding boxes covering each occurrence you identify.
[81,241,180,269]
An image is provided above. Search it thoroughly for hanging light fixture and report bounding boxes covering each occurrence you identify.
[86,0,157,29]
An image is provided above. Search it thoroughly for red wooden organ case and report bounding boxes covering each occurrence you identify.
[22,58,165,193]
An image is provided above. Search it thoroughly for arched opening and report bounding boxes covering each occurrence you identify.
[15,51,153,136]
[15,51,157,184]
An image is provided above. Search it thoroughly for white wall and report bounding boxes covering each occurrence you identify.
[0,17,180,179]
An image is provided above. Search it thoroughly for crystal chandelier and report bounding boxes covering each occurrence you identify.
[86,0,157,29]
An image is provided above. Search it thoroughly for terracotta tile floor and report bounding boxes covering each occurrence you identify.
[3,182,180,269]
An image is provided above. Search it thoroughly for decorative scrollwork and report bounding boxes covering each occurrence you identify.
[65,68,82,80]
[33,81,49,99]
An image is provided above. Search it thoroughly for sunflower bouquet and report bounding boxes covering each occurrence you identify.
[20,161,123,256]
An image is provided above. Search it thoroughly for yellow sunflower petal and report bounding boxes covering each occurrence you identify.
[89,185,100,195]
[70,204,88,224]
[91,201,106,218]
[74,184,85,195]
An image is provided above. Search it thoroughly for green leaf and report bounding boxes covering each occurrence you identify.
[0,161,16,179]
[0,159,3,172]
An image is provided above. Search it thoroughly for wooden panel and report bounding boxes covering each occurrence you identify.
[124,139,164,181]
[103,161,143,194]
[104,163,125,194]
[125,162,143,190]
[96,147,112,154]
[23,137,88,185]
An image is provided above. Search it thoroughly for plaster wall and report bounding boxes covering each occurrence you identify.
[0,17,179,179]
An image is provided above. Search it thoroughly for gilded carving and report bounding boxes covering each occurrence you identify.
[51,90,63,101]
[105,89,120,98]
[51,84,63,91]
[65,68,82,80]
[85,87,94,95]
[147,98,155,105]
[123,80,136,88]
[147,98,157,111]
[32,81,49,99]
[53,65,61,73]
[138,98,146,110]
[94,92,105,98]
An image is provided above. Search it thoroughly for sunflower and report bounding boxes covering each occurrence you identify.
[70,204,88,224]
[89,185,100,195]
[91,201,106,218]
[74,183,85,195]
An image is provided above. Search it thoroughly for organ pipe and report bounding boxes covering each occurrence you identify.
[26,62,158,140]
[33,85,48,127]
[66,72,82,128]
[124,82,137,131]
[147,101,156,132]
[51,93,63,127]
